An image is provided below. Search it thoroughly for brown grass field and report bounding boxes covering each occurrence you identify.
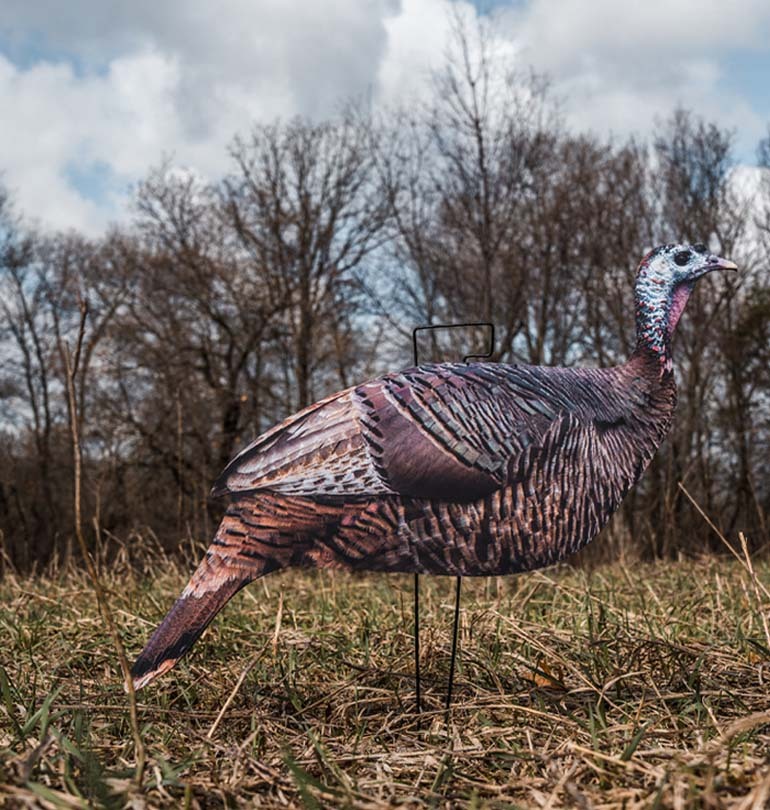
[2,538,770,809]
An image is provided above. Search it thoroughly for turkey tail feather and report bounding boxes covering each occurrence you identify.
[131,494,332,690]
[131,501,278,691]
[131,567,249,690]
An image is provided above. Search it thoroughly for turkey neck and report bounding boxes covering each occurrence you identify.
[632,272,694,378]
[617,275,684,444]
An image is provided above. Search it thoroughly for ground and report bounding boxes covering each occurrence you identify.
[2,547,770,808]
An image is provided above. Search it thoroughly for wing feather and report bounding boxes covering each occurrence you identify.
[212,363,591,501]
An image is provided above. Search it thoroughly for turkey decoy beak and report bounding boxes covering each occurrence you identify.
[691,254,738,280]
[707,256,738,271]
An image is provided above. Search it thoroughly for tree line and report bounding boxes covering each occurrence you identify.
[2,30,769,571]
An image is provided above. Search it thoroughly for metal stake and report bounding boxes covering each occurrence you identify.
[445,575,462,723]
[413,572,421,715]
[410,322,495,720]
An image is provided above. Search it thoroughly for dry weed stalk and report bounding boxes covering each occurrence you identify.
[58,298,146,787]
[679,482,770,650]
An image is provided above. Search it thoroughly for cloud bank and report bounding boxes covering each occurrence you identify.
[1,0,768,233]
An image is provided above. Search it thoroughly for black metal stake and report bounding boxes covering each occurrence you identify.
[445,575,462,723]
[411,334,421,719]
[411,322,495,721]
[413,571,421,715]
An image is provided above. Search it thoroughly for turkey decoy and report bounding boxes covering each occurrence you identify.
[131,243,737,690]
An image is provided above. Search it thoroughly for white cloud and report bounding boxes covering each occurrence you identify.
[505,0,770,68]
[0,50,182,234]
[499,0,770,147]
[0,0,769,233]
[378,0,466,103]
[0,0,398,233]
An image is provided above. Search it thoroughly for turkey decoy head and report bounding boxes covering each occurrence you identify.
[634,242,737,367]
[639,242,738,286]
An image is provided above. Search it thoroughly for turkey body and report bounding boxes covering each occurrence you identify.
[130,242,736,690]
[132,352,676,689]
[212,356,675,578]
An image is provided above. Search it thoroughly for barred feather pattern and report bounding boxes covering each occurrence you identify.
[211,356,675,578]
[131,352,676,689]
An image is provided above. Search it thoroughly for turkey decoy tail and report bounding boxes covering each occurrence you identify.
[130,539,256,691]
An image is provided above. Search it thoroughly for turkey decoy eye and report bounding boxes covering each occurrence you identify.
[674,250,691,266]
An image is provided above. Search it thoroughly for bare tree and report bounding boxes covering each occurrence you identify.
[645,110,759,552]
[225,113,389,410]
[376,17,557,362]
[0,192,58,566]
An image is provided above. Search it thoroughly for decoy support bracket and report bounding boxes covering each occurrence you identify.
[410,321,495,723]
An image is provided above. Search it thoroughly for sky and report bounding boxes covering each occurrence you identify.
[1,0,769,235]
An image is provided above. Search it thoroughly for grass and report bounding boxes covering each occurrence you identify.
[2,543,770,808]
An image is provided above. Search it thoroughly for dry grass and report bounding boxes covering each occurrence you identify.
[2,545,770,808]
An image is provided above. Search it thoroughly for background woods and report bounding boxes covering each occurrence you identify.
[1,36,769,572]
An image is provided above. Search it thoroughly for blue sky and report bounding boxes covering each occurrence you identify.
[1,0,769,234]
